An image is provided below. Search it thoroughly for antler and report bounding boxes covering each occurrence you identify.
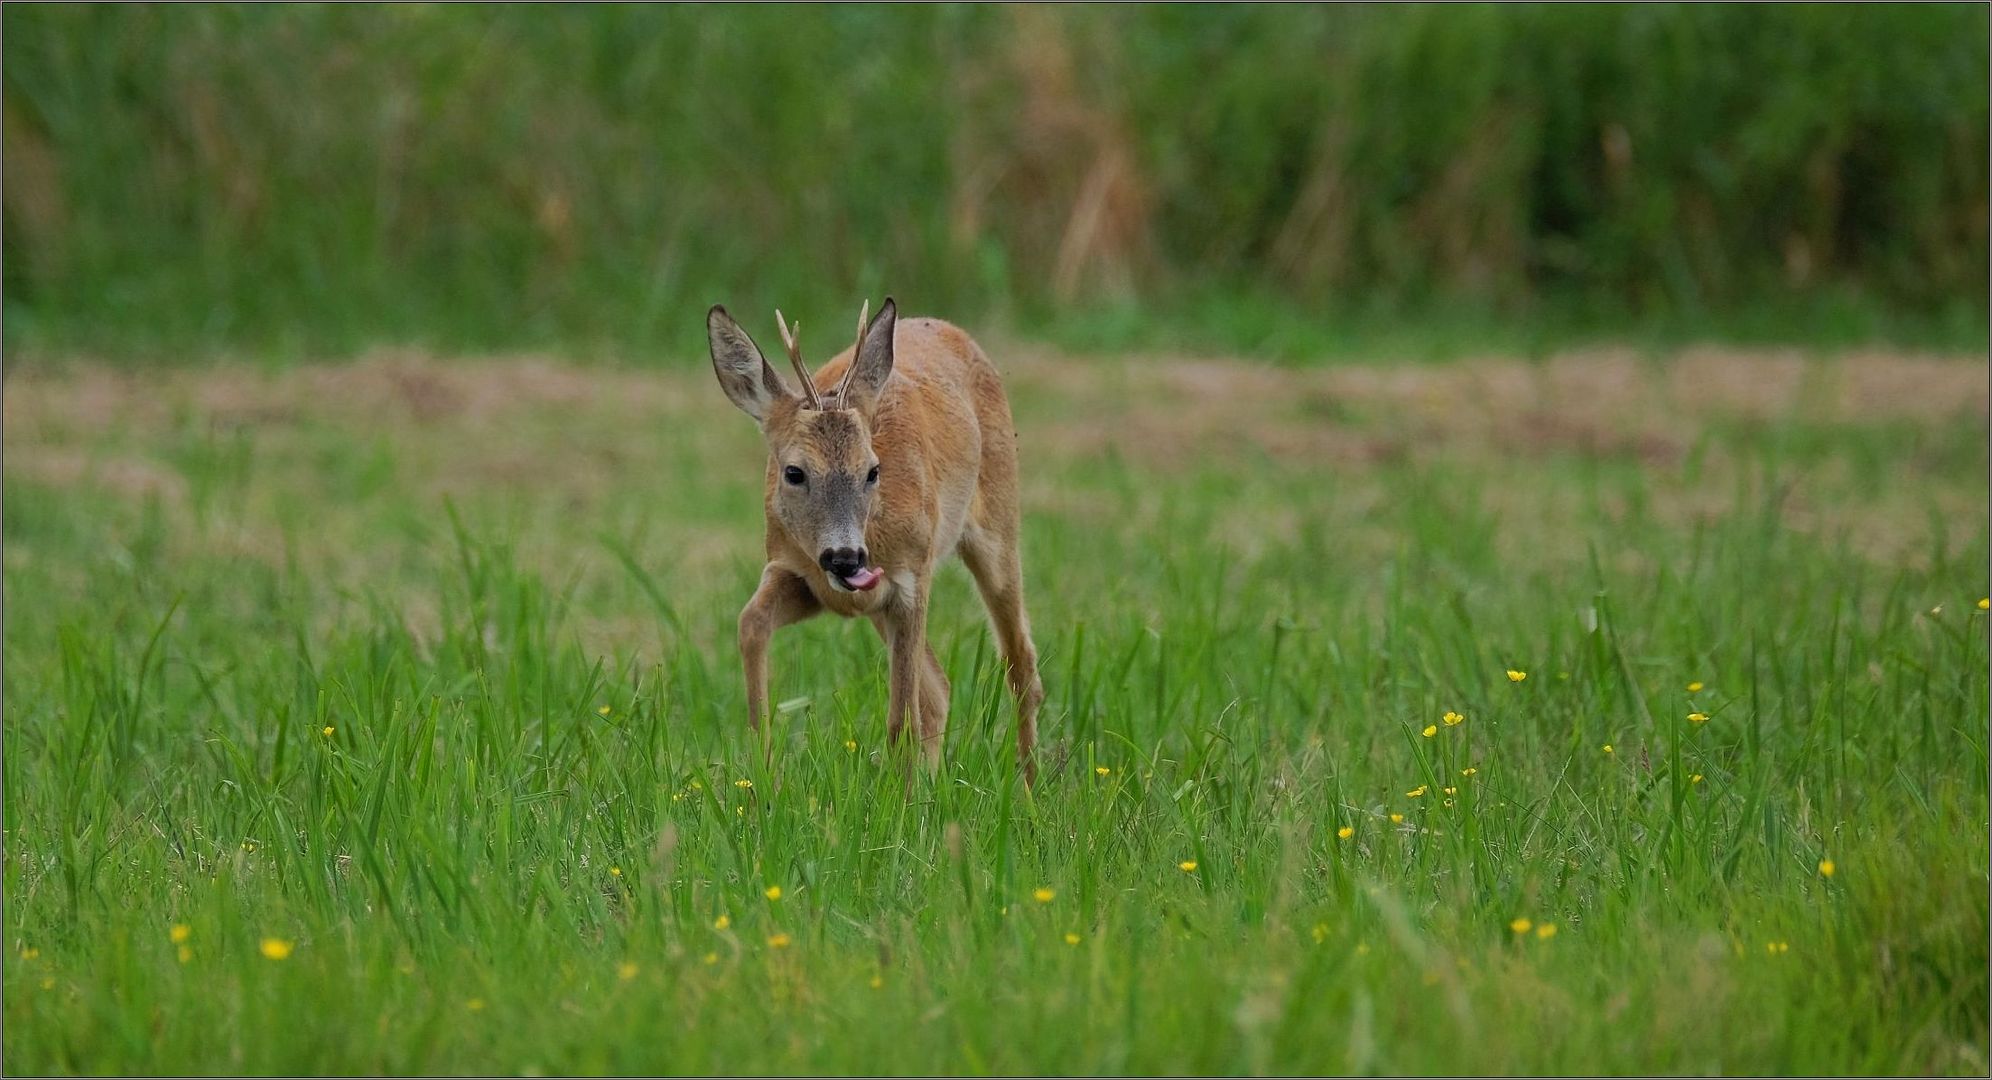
[774,309,821,410]
[837,299,871,405]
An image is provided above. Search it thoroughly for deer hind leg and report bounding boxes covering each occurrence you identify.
[738,565,822,738]
[959,523,1044,783]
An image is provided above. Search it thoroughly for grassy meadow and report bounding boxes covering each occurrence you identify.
[2,339,1986,1074]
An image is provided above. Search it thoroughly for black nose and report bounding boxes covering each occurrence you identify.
[820,547,866,578]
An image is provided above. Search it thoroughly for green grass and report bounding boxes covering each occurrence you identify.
[3,347,1987,1073]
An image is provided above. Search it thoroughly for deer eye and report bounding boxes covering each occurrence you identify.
[783,465,806,486]
[866,465,880,485]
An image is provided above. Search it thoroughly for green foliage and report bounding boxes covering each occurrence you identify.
[3,4,1986,361]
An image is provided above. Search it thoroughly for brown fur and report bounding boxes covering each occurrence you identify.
[709,300,1043,779]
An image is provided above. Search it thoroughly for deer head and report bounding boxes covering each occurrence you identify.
[708,298,898,590]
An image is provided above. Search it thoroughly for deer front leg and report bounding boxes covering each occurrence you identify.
[738,565,822,737]
[878,582,937,771]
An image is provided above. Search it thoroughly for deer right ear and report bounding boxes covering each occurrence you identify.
[708,305,794,423]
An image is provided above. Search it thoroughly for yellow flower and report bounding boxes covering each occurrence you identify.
[869,974,884,989]
[1460,767,1477,776]
[1178,860,1198,872]
[844,739,857,752]
[1443,787,1457,796]
[1506,670,1527,683]
[764,885,782,901]
[466,998,486,1011]
[1442,711,1465,726]
[1033,887,1055,904]
[1767,941,1789,955]
[1687,681,1704,693]
[1422,725,1438,738]
[169,924,192,944]
[714,914,732,931]
[1509,918,1533,934]
[321,726,335,737]
[702,951,719,966]
[766,933,791,949]
[617,961,639,981]
[1602,744,1614,755]
[1818,859,1835,878]
[734,779,753,789]
[19,947,39,961]
[597,705,612,716]
[1443,799,1455,807]
[1064,932,1081,946]
[1336,826,1354,839]
[1979,598,1990,611]
[241,841,257,853]
[259,938,294,961]
[1095,766,1111,777]
[1311,923,1328,944]
[177,944,192,964]
[1690,773,1704,785]
[1406,785,1427,797]
[1687,712,1709,725]
[609,866,622,878]
[1389,813,1404,824]
[1536,923,1558,940]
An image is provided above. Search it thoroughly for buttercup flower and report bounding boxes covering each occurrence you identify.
[169,924,191,944]
[1178,860,1198,872]
[1506,670,1527,683]
[1095,766,1111,777]
[1406,785,1428,798]
[1688,712,1709,725]
[714,914,731,930]
[1818,859,1835,878]
[734,779,753,789]
[1442,711,1465,726]
[1687,681,1704,693]
[259,938,294,961]
[1422,725,1438,738]
[1536,923,1557,939]
[617,962,639,981]
[1034,887,1055,903]
[1509,918,1532,934]
[1337,826,1354,839]
[766,933,792,949]
[1064,932,1081,946]
[1389,813,1404,824]
[1602,744,1614,754]
[764,886,782,901]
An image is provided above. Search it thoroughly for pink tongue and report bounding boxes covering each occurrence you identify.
[844,566,884,591]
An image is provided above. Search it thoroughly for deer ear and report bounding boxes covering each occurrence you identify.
[708,305,794,423]
[839,297,897,416]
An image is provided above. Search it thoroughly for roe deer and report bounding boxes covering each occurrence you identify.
[707,297,1044,780]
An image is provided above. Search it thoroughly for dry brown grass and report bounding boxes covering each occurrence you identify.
[5,345,1982,603]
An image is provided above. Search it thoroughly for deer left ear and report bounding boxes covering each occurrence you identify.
[708,304,795,424]
[839,297,896,416]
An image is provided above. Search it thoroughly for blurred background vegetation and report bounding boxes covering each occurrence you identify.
[3,3,1986,363]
